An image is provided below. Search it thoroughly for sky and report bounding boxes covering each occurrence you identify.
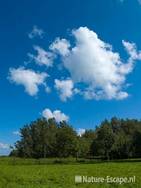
[1,0,141,155]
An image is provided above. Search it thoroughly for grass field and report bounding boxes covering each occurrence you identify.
[0,158,140,188]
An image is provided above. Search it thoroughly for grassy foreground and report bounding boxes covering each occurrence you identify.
[0,158,140,188]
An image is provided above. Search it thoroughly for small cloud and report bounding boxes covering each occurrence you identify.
[122,40,141,61]
[42,108,69,123]
[28,46,54,67]
[50,38,70,56]
[13,131,21,136]
[0,142,9,149]
[76,128,85,137]
[28,25,44,39]
[8,67,48,96]
[45,86,51,93]
[54,79,74,101]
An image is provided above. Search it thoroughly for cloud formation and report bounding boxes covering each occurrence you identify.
[28,25,44,39]
[13,131,21,136]
[0,142,9,149]
[9,26,141,101]
[122,40,141,61]
[54,79,74,101]
[50,38,70,56]
[76,128,86,136]
[51,27,140,100]
[28,46,54,67]
[42,108,69,122]
[8,67,48,96]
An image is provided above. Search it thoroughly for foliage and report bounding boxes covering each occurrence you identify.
[10,117,141,159]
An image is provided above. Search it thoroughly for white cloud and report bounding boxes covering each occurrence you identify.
[54,79,74,101]
[9,26,141,101]
[51,27,139,100]
[0,142,9,149]
[8,67,48,96]
[28,46,54,67]
[13,131,21,136]
[122,40,141,61]
[49,38,70,56]
[28,25,44,39]
[42,108,69,122]
[76,128,85,136]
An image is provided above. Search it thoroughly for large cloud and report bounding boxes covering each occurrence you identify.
[8,67,48,96]
[42,108,69,122]
[51,27,140,100]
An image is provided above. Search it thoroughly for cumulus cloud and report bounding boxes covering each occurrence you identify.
[51,27,140,100]
[28,25,44,39]
[49,38,70,56]
[8,67,48,96]
[76,128,85,136]
[9,26,141,101]
[42,108,69,122]
[54,79,74,101]
[0,142,9,149]
[28,46,54,67]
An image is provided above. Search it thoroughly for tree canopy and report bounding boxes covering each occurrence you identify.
[10,117,141,159]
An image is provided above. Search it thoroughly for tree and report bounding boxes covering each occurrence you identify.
[10,117,141,159]
[11,118,58,158]
[91,120,115,160]
[133,130,141,157]
[10,118,78,158]
[78,130,96,158]
[111,131,132,159]
[55,121,78,158]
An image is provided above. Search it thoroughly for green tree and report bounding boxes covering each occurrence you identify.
[92,120,115,160]
[55,121,78,158]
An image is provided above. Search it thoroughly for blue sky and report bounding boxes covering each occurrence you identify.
[1,0,141,155]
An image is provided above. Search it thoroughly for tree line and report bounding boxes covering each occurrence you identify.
[10,117,141,159]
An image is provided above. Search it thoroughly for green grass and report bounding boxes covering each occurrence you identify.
[0,158,140,188]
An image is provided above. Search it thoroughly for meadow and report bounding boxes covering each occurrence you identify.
[0,158,140,188]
